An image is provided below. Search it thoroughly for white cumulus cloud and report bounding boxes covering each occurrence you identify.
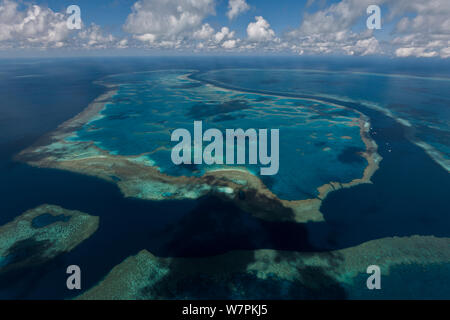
[287,0,384,56]
[214,27,234,43]
[227,0,249,20]
[222,39,237,49]
[0,0,117,50]
[123,0,215,42]
[193,23,215,40]
[0,0,69,47]
[247,16,275,42]
[390,0,450,58]
[78,24,115,49]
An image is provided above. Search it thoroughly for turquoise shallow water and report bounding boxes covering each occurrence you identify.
[196,69,450,169]
[72,70,368,200]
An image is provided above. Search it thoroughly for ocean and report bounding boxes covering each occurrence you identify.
[0,57,449,299]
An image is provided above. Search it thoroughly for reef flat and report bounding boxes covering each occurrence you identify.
[77,235,450,300]
[17,70,381,223]
[0,205,99,274]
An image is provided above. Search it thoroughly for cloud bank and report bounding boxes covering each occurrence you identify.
[0,0,121,50]
[0,0,448,58]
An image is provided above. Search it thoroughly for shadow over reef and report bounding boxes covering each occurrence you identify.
[0,204,99,298]
[0,239,67,299]
[154,195,316,257]
[78,235,450,300]
[140,250,347,299]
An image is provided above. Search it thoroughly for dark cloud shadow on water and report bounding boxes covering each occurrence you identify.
[139,252,348,299]
[137,196,348,299]
[0,238,67,299]
[140,238,348,299]
[155,196,314,256]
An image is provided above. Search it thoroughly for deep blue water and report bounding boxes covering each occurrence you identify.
[31,214,71,228]
[0,57,449,299]
[344,263,450,299]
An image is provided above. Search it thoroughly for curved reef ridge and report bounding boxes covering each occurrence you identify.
[0,205,99,274]
[17,70,381,223]
[194,68,450,172]
[77,235,450,300]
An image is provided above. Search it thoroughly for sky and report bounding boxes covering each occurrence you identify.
[0,0,449,58]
